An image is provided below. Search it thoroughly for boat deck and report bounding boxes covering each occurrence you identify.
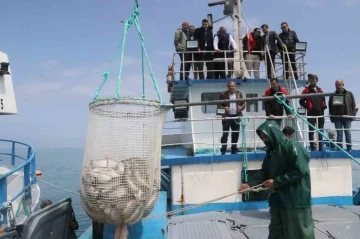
[167,205,360,239]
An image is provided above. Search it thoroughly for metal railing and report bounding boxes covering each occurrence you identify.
[0,140,37,229]
[170,49,307,81]
[161,115,360,154]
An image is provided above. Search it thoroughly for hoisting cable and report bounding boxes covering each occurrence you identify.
[37,179,80,195]
[273,93,360,165]
[92,0,163,103]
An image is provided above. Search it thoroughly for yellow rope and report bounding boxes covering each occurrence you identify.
[144,184,265,220]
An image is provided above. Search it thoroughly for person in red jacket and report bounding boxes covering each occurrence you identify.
[299,74,327,151]
[264,78,295,127]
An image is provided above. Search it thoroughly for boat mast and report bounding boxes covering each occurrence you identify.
[233,0,246,78]
[234,0,242,58]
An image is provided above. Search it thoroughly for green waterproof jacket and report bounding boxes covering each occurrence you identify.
[250,120,312,208]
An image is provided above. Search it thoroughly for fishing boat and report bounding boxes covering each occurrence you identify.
[0,52,76,239]
[0,51,41,236]
[77,1,360,239]
[2,0,360,238]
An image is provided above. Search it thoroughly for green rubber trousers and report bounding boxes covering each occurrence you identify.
[268,207,315,239]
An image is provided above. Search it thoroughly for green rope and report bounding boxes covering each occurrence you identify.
[195,148,221,155]
[93,0,163,103]
[273,93,360,165]
[141,45,145,98]
[15,190,31,218]
[239,117,250,200]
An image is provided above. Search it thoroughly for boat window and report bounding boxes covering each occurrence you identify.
[201,92,222,113]
[246,93,259,112]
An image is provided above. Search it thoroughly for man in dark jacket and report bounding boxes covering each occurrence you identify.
[299,74,327,151]
[242,28,264,79]
[240,120,315,239]
[328,79,357,152]
[194,19,214,79]
[264,78,294,126]
[261,24,285,79]
[279,22,299,80]
[217,81,246,155]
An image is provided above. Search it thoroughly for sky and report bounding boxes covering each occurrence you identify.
[0,0,360,148]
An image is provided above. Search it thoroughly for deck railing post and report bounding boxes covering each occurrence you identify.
[24,147,33,201]
[0,178,8,229]
[11,142,15,167]
[253,116,257,151]
[211,119,216,155]
[23,163,32,202]
[29,147,36,185]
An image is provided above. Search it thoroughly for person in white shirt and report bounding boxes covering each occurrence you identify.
[217,81,246,154]
[213,27,237,79]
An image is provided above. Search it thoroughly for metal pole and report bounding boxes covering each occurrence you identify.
[237,0,242,53]
[170,92,335,108]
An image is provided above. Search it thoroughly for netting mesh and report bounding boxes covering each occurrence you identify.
[80,97,169,226]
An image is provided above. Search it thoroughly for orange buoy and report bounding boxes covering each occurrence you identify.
[36,170,42,176]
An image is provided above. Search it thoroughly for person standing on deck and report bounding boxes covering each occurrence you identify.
[328,79,357,152]
[299,74,327,151]
[174,20,191,80]
[217,81,246,155]
[240,120,315,239]
[194,19,214,79]
[279,22,299,80]
[264,78,295,127]
[242,28,264,79]
[213,26,237,79]
[261,24,285,79]
[188,25,199,79]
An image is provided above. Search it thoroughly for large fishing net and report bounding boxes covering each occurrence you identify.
[78,1,172,237]
[80,97,168,229]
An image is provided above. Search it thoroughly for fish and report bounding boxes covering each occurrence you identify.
[81,156,158,225]
[84,186,99,198]
[124,205,144,224]
[122,200,139,218]
[142,188,159,218]
[92,159,119,169]
[105,187,128,200]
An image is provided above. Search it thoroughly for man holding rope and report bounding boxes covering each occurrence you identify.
[240,120,315,239]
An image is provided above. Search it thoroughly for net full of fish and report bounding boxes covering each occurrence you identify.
[79,97,169,227]
[81,154,159,225]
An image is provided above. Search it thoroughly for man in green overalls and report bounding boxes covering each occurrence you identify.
[240,120,315,239]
